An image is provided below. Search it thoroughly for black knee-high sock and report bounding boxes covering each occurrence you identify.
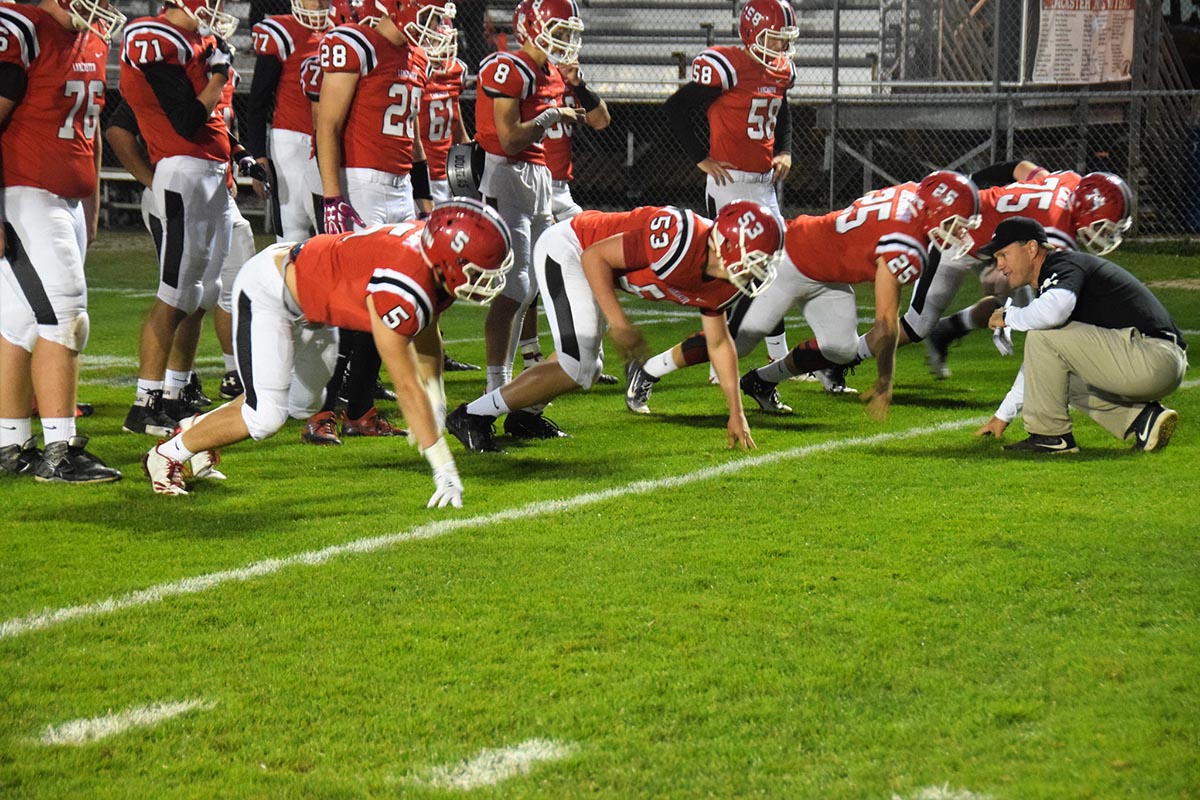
[344,332,383,420]
[320,330,355,413]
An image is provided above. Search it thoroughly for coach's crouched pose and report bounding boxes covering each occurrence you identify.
[980,216,1187,454]
[143,198,513,506]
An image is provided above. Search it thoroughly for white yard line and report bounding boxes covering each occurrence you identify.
[0,419,975,641]
[38,699,213,746]
[891,787,993,800]
[410,739,576,790]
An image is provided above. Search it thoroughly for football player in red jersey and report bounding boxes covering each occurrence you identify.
[473,0,595,412]
[418,25,469,204]
[305,0,452,443]
[445,201,783,453]
[0,0,125,482]
[662,0,797,365]
[920,165,1134,378]
[625,172,981,422]
[247,0,331,241]
[143,198,514,507]
[118,0,239,436]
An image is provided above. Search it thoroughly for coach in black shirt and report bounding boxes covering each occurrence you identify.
[981,217,1188,453]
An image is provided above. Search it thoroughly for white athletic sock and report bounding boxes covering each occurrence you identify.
[765,333,789,361]
[466,390,508,418]
[756,359,794,383]
[856,334,873,362]
[519,337,543,368]
[135,379,164,402]
[223,353,236,371]
[159,434,194,463]
[642,351,677,379]
[163,369,190,400]
[0,418,32,448]
[41,417,74,445]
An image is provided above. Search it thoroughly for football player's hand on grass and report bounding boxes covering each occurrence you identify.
[726,413,756,450]
[610,325,648,363]
[974,416,1009,438]
[428,463,464,509]
[862,379,892,421]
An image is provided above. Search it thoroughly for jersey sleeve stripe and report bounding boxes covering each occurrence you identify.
[121,20,192,68]
[482,51,534,96]
[257,18,294,59]
[876,233,928,265]
[368,270,433,330]
[1045,227,1076,250]
[651,207,694,279]
[329,27,376,74]
[694,49,735,89]
[0,9,39,68]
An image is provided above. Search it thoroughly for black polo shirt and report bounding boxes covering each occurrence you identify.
[1037,250,1186,350]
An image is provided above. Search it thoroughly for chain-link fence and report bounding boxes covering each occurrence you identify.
[100,0,1200,238]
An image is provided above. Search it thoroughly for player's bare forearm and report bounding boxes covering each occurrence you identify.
[370,307,439,450]
[315,73,356,196]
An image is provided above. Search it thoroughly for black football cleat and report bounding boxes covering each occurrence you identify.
[739,371,793,415]
[219,370,244,400]
[185,372,213,407]
[1128,402,1178,452]
[624,359,657,415]
[446,404,504,453]
[503,409,569,439]
[162,396,204,423]
[925,324,953,379]
[443,353,482,372]
[33,436,122,483]
[1,437,42,477]
[123,390,178,438]
[815,364,858,394]
[373,380,397,402]
[596,373,619,385]
[1002,432,1080,454]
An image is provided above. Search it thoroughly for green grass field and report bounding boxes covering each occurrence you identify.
[1,232,1197,799]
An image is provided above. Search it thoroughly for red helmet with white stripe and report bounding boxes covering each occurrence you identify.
[513,0,583,65]
[738,0,798,75]
[331,0,379,26]
[1071,172,1133,255]
[917,170,982,258]
[376,0,456,54]
[422,198,514,305]
[711,201,783,298]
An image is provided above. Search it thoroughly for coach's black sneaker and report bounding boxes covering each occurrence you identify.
[373,380,398,403]
[444,353,481,372]
[447,404,504,453]
[815,364,858,395]
[34,436,122,484]
[219,370,244,400]
[739,370,793,415]
[1128,402,1178,452]
[123,390,177,438]
[624,359,657,415]
[504,409,569,439]
[185,372,213,407]
[1,437,41,477]
[1003,432,1080,454]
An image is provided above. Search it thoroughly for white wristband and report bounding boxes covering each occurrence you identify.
[421,436,454,471]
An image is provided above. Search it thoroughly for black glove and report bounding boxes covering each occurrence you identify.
[206,36,232,78]
[238,155,270,187]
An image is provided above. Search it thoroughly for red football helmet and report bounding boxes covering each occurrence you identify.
[739,0,798,75]
[711,201,784,298]
[916,170,982,258]
[60,0,126,42]
[377,0,456,54]
[167,0,237,37]
[513,0,584,66]
[421,198,514,305]
[430,21,458,70]
[1071,172,1133,255]
[291,0,331,31]
[331,0,379,26]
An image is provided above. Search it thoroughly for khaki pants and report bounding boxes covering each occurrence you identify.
[1023,321,1188,438]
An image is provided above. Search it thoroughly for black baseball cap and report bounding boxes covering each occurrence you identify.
[977,216,1049,258]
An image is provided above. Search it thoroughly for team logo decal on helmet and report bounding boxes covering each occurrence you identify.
[916,170,982,259]
[513,0,584,65]
[712,200,784,298]
[739,0,798,75]
[421,198,514,305]
[1072,172,1133,256]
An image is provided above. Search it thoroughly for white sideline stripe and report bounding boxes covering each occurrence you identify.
[891,786,993,800]
[412,738,575,790]
[38,699,213,746]
[80,355,225,371]
[0,419,975,641]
